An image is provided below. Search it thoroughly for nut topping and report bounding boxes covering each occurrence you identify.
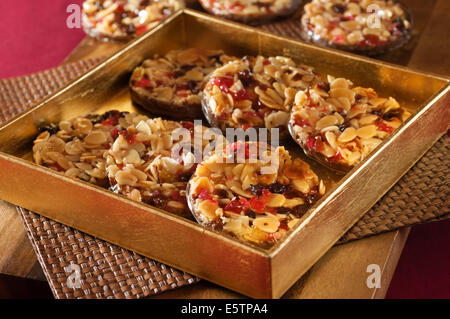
[289,76,411,170]
[187,142,325,246]
[203,55,319,134]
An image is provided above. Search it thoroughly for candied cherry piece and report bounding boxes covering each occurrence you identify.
[212,77,234,93]
[249,189,271,213]
[136,24,147,35]
[224,198,250,214]
[134,77,151,88]
[198,188,213,201]
[375,120,394,134]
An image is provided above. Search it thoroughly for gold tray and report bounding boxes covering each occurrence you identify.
[0,10,448,298]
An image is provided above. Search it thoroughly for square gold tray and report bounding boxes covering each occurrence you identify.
[0,10,448,298]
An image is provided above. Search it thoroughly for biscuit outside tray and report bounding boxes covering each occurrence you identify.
[0,58,448,299]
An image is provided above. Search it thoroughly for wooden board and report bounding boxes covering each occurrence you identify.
[0,0,448,298]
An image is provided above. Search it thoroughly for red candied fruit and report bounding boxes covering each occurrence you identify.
[225,198,250,214]
[267,232,282,242]
[244,110,261,120]
[102,117,116,126]
[249,189,271,213]
[171,190,183,201]
[176,84,190,91]
[306,136,316,150]
[110,127,120,139]
[218,113,230,120]
[115,3,125,15]
[358,35,386,47]
[333,35,345,44]
[120,130,137,144]
[232,89,249,101]
[212,77,234,93]
[226,142,252,158]
[136,24,147,35]
[229,2,244,11]
[306,135,324,152]
[278,219,290,231]
[294,118,310,128]
[134,77,151,88]
[198,188,213,201]
[375,121,394,134]
[262,59,271,66]
[181,121,194,130]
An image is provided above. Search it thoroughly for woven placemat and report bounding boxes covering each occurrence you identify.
[1,58,448,299]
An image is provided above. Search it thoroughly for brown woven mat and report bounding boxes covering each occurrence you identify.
[19,208,198,299]
[1,58,448,299]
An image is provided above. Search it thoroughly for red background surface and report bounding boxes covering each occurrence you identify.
[0,0,448,299]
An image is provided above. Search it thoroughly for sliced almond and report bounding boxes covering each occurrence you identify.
[231,163,244,177]
[315,115,338,130]
[115,170,138,186]
[196,164,210,177]
[267,194,286,208]
[191,176,213,193]
[129,167,147,181]
[283,198,305,208]
[340,20,359,31]
[356,125,377,139]
[329,88,356,104]
[384,97,401,112]
[294,91,307,105]
[253,216,280,233]
[347,106,366,119]
[264,111,289,129]
[341,149,361,164]
[124,149,141,165]
[85,130,107,145]
[325,131,338,150]
[359,114,378,125]
[319,180,326,195]
[292,179,310,194]
[197,199,220,223]
[226,179,252,198]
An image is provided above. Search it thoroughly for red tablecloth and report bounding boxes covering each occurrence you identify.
[0,0,448,299]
